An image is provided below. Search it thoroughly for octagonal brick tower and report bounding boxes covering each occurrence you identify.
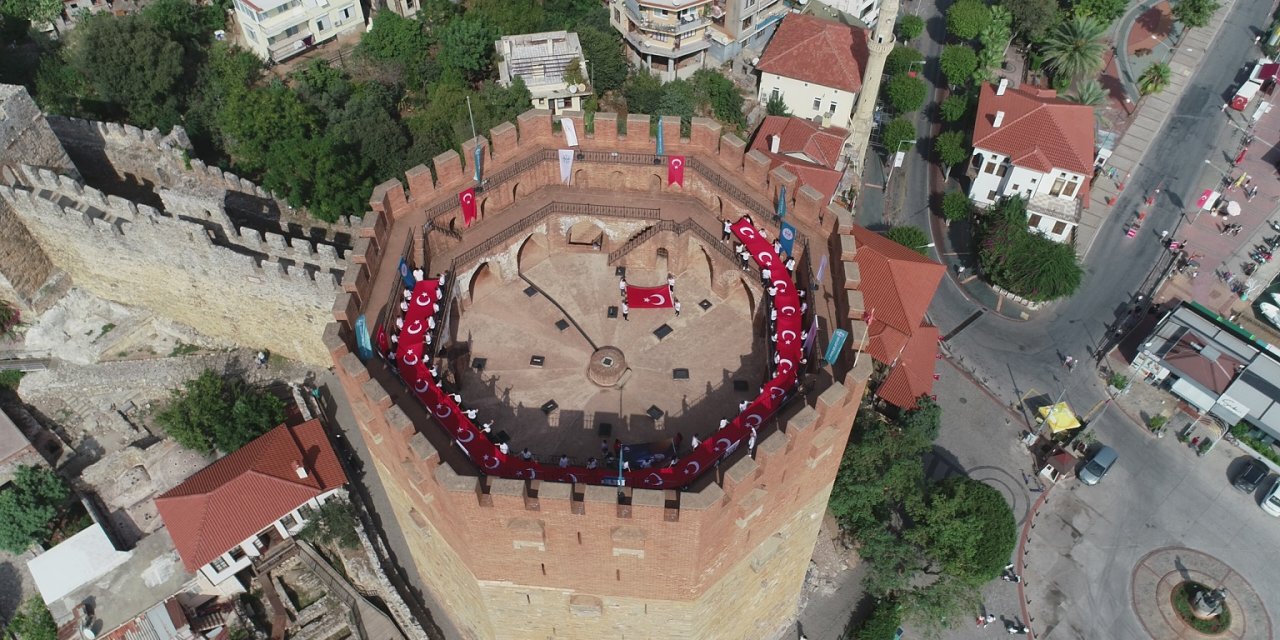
[326,109,876,640]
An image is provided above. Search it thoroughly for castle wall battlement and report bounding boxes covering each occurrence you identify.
[327,108,872,639]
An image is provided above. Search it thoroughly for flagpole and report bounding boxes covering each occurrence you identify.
[466,96,480,185]
[853,308,874,368]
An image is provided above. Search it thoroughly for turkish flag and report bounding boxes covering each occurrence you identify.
[667,155,685,186]
[459,188,477,227]
[626,285,674,308]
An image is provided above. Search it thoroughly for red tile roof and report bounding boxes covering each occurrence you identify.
[850,226,945,408]
[972,83,1096,175]
[749,116,850,202]
[156,419,347,572]
[876,324,940,409]
[756,13,869,94]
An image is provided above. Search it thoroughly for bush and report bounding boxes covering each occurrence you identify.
[897,14,925,40]
[856,599,903,640]
[976,197,1083,301]
[1108,372,1129,390]
[885,74,927,113]
[6,597,57,640]
[765,93,790,116]
[940,94,970,122]
[296,497,361,550]
[941,191,972,222]
[155,369,285,454]
[0,466,70,554]
[1171,582,1231,633]
[947,0,992,40]
[885,226,931,255]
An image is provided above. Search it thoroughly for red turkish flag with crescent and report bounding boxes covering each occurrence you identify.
[625,285,674,308]
[459,187,477,227]
[667,155,685,186]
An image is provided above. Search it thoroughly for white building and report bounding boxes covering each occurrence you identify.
[497,31,593,115]
[705,0,789,64]
[231,0,364,63]
[755,13,868,129]
[817,0,884,27]
[156,419,348,587]
[969,80,1097,244]
[610,0,716,81]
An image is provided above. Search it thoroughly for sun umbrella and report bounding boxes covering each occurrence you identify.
[1227,200,1242,216]
[1260,302,1280,327]
[1038,402,1081,433]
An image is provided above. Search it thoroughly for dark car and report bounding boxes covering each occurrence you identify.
[1234,459,1269,493]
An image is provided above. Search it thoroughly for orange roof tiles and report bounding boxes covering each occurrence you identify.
[756,13,869,94]
[749,116,850,202]
[850,226,945,408]
[155,419,347,572]
[972,83,1096,175]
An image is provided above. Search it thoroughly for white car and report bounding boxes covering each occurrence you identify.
[1263,477,1280,517]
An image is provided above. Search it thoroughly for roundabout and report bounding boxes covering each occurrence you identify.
[1131,547,1271,639]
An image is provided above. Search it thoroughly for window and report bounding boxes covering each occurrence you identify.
[613,7,620,21]
[562,98,572,108]
[246,27,258,42]
[828,100,837,114]
[987,190,997,200]
[229,546,247,560]
[280,513,298,529]
[746,0,756,6]
[210,557,229,572]
[339,5,352,20]
[742,15,752,29]
[812,97,822,111]
[316,17,327,31]
[299,504,316,520]
[1063,179,1079,198]
[1050,177,1066,196]
[983,161,997,174]
[996,163,1008,177]
[1028,214,1043,228]
[770,87,781,101]
[1051,221,1067,235]
[1011,184,1020,192]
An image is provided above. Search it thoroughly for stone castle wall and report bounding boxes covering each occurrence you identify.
[0,165,341,365]
[329,108,877,639]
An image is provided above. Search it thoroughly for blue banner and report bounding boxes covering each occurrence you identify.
[823,328,848,365]
[355,314,373,362]
[656,122,665,157]
[398,258,415,289]
[777,185,786,219]
[779,222,797,257]
[473,144,484,182]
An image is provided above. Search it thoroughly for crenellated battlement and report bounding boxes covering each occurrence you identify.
[327,108,873,640]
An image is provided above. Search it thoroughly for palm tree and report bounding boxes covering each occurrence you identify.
[1138,63,1172,95]
[1067,80,1106,106]
[1042,15,1109,82]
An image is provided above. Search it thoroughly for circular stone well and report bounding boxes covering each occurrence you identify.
[587,346,627,387]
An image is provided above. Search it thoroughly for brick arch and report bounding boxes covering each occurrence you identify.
[468,261,500,302]
[649,174,663,193]
[574,168,587,187]
[729,274,756,316]
[516,232,549,273]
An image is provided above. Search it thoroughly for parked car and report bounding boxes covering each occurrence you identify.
[1078,446,1118,485]
[1262,477,1280,516]
[1234,458,1269,493]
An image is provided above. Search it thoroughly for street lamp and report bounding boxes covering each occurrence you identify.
[885,139,914,184]
[916,243,936,249]
[1204,158,1231,182]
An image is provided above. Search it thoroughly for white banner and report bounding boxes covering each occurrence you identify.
[561,118,579,147]
[559,149,575,184]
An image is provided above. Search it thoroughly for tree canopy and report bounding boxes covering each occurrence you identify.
[977,196,1084,301]
[885,74,927,113]
[1042,14,1108,82]
[1072,0,1127,21]
[881,117,917,153]
[0,466,69,554]
[897,14,925,40]
[941,191,973,221]
[940,45,979,88]
[940,93,971,123]
[297,498,362,550]
[1002,0,1061,40]
[1172,0,1219,28]
[934,130,970,176]
[885,226,931,255]
[947,0,993,40]
[577,27,628,95]
[909,477,1017,583]
[154,369,285,454]
[884,45,925,76]
[5,597,57,640]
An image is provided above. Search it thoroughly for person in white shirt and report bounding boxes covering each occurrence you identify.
[481,420,494,434]
[719,418,729,428]
[498,442,509,455]
[412,267,425,281]
[619,278,627,295]
[403,289,412,301]
[437,273,448,286]
[674,300,682,317]
[586,458,598,470]
[559,455,570,468]
[785,257,797,272]
[768,286,778,297]
[722,219,733,241]
[690,435,701,448]
[667,274,676,290]
[400,300,409,312]
[395,317,404,329]
[520,448,534,461]
[739,399,749,412]
[463,408,478,420]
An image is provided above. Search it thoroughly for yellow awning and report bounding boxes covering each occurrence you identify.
[1039,402,1081,433]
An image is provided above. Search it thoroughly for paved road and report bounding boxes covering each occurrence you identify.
[923,0,1276,429]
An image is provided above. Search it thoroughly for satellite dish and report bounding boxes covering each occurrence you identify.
[570,84,580,93]
[751,57,760,65]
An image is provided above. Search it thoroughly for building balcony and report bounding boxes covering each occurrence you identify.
[621,27,711,58]
[267,27,315,61]
[625,3,710,35]
[1026,192,1082,224]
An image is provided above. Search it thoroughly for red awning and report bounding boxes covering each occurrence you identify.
[1260,62,1280,81]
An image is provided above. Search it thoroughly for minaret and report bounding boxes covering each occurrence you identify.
[846,0,900,183]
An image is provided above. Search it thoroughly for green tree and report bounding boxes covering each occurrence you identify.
[436,17,494,83]
[692,69,745,128]
[623,70,664,114]
[0,0,61,29]
[1172,0,1219,28]
[886,226,931,254]
[973,46,1004,84]
[910,477,1016,582]
[296,498,361,550]
[1138,62,1171,95]
[1042,14,1108,82]
[933,130,969,179]
[1002,0,1060,40]
[1072,0,1127,21]
[154,369,285,454]
[941,191,972,222]
[1067,78,1106,105]
[140,0,224,55]
[940,93,970,122]
[897,14,925,40]
[855,599,903,640]
[358,11,431,86]
[885,74,927,113]
[66,13,186,130]
[940,45,979,87]
[765,93,791,116]
[657,78,697,122]
[946,0,992,40]
[884,45,924,76]
[577,27,627,95]
[0,466,69,554]
[470,0,544,35]
[6,596,57,640]
[901,575,985,632]
[330,82,412,181]
[880,117,917,153]
[977,196,1083,301]
[416,0,461,31]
